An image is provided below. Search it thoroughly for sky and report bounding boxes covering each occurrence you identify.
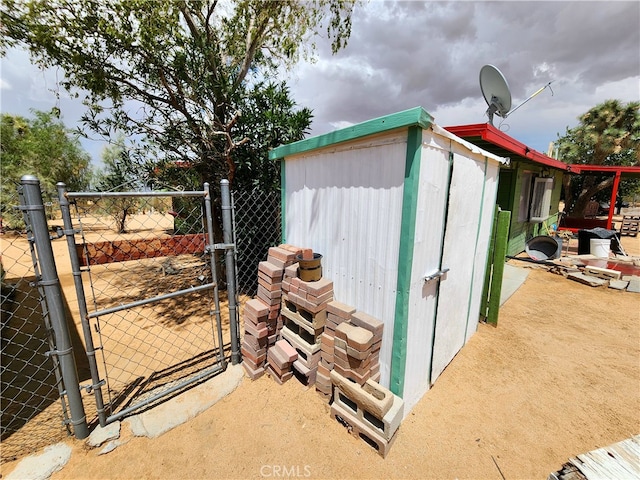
[1,0,639,166]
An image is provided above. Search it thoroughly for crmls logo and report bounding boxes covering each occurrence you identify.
[260,465,312,477]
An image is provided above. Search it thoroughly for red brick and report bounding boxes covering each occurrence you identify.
[243,333,268,351]
[257,276,283,292]
[245,298,270,317]
[257,284,282,300]
[266,365,294,385]
[299,277,333,296]
[306,289,334,307]
[301,248,314,260]
[242,355,264,371]
[241,344,266,364]
[267,344,291,369]
[279,244,303,255]
[268,246,297,263]
[242,361,265,380]
[350,311,384,338]
[275,339,298,363]
[317,362,331,377]
[327,301,356,319]
[284,263,299,279]
[244,321,268,338]
[258,261,284,280]
[333,364,371,385]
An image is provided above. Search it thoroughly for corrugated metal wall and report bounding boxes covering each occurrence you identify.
[283,131,407,386]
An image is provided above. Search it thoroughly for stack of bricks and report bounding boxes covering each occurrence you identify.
[265,339,298,384]
[316,302,383,398]
[280,271,334,387]
[316,301,354,398]
[330,369,404,458]
[242,244,300,380]
[241,298,270,379]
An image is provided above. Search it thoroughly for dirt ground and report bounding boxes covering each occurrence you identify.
[3,219,639,479]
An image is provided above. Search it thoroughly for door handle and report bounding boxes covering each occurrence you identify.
[423,268,449,284]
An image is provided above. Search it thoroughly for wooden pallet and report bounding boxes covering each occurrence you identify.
[620,215,639,236]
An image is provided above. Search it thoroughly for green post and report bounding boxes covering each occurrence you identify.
[486,209,511,327]
[480,206,499,320]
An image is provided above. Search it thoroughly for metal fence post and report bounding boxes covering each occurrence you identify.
[204,183,227,369]
[57,182,108,426]
[221,179,240,365]
[20,175,89,439]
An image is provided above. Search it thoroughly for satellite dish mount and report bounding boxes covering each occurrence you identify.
[479,64,512,126]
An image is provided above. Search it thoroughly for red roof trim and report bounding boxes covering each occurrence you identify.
[445,123,569,171]
[567,165,640,175]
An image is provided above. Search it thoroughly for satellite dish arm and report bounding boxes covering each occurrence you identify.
[505,81,554,118]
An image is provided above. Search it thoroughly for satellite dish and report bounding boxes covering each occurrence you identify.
[479,64,512,126]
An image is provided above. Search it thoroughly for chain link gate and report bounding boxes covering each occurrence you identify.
[58,182,234,426]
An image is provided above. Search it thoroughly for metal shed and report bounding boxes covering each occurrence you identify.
[269,107,507,414]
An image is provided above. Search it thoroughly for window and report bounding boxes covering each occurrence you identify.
[529,177,554,223]
[517,172,533,222]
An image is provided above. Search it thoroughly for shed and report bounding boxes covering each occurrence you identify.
[446,123,568,256]
[269,107,507,414]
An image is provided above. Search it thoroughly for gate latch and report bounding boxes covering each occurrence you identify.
[423,268,449,284]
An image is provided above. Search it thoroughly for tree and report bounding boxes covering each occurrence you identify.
[0,110,92,228]
[95,138,154,233]
[557,100,640,216]
[1,0,356,187]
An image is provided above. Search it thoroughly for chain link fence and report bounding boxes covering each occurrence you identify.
[62,186,227,424]
[1,182,282,464]
[233,189,282,297]
[1,186,72,463]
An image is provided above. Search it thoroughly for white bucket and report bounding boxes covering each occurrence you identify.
[590,238,611,258]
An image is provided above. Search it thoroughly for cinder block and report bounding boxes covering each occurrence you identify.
[281,297,327,330]
[332,381,404,441]
[281,324,321,355]
[331,402,398,458]
[330,370,392,419]
[327,301,356,319]
[281,315,323,346]
[242,361,265,380]
[275,339,298,363]
[258,261,284,280]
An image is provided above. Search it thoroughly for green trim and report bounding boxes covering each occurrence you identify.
[280,159,286,244]
[464,158,488,339]
[389,126,423,397]
[269,107,434,160]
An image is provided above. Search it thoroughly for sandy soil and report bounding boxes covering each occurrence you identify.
[2,217,639,479]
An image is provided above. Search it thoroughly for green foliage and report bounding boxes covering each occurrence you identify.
[1,0,356,188]
[557,100,640,216]
[0,110,92,228]
[95,138,154,233]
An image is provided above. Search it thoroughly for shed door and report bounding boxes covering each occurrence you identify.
[430,153,493,383]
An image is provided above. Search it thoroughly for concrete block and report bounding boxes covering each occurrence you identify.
[330,370,393,419]
[568,272,609,287]
[609,279,630,290]
[281,297,327,330]
[583,265,622,280]
[627,276,640,293]
[282,315,323,345]
[281,324,321,355]
[333,385,403,441]
[331,402,398,458]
